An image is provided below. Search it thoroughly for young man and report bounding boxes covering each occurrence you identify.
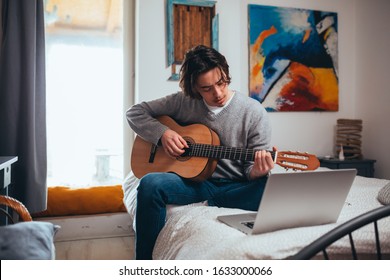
[126,45,275,259]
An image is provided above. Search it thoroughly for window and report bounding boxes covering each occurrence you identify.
[44,0,124,187]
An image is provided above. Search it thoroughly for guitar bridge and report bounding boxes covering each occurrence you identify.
[149,144,158,163]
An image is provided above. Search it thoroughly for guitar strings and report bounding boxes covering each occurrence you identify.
[187,143,275,161]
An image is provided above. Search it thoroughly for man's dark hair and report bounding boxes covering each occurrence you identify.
[179,45,231,99]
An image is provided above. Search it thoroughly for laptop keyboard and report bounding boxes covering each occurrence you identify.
[242,221,254,229]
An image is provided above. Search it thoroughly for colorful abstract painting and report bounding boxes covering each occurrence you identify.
[248,5,339,112]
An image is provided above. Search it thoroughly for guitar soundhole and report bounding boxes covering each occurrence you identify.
[177,137,194,162]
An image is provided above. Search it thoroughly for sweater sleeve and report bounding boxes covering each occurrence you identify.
[243,105,272,180]
[126,93,183,145]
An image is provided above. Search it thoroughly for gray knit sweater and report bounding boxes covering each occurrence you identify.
[126,91,272,181]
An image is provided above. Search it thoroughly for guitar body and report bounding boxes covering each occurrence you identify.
[131,116,320,181]
[131,116,220,181]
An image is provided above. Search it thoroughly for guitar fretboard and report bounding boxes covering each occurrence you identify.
[187,143,276,161]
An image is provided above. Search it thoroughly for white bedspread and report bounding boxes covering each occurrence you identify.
[153,176,390,259]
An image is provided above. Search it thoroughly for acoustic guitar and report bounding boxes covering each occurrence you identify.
[131,116,320,181]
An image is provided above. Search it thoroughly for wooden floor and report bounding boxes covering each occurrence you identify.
[55,236,135,260]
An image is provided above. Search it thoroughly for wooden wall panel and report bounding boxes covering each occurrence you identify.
[173,4,214,63]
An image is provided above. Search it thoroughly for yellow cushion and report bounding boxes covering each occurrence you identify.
[33,185,126,217]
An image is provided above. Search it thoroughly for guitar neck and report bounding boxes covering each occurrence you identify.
[187,143,275,161]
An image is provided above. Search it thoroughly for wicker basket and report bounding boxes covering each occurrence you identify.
[335,119,363,159]
[0,195,32,223]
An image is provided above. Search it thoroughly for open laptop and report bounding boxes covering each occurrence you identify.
[217,169,357,235]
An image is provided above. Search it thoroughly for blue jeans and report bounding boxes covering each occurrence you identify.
[135,172,268,259]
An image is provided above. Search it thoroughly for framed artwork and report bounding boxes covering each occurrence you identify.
[248,4,339,112]
[167,0,218,81]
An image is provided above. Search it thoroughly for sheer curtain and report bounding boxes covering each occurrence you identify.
[0,0,47,213]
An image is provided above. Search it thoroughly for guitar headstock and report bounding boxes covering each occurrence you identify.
[275,151,320,171]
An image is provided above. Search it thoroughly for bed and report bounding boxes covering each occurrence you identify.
[122,167,390,260]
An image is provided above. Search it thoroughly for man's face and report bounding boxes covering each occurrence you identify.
[195,68,232,107]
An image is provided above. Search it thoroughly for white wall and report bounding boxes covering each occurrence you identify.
[135,0,180,102]
[355,0,390,179]
[135,0,389,179]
